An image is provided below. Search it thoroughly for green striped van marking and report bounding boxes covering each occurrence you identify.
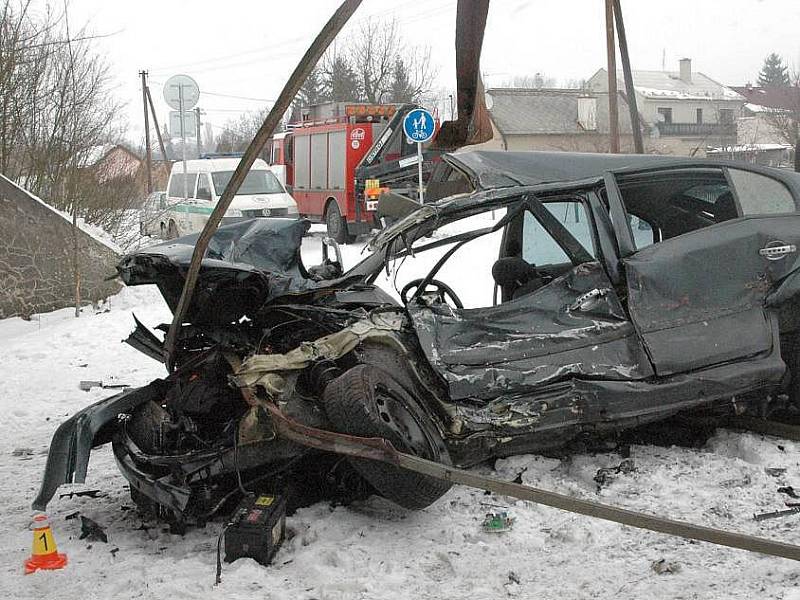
[173,203,214,215]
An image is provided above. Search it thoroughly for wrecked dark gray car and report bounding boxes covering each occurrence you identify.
[35,150,800,526]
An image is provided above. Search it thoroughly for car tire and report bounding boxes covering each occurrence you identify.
[325,201,353,245]
[322,364,452,510]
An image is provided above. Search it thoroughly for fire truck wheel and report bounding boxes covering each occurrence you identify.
[325,201,353,244]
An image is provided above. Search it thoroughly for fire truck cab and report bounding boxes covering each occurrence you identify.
[270,102,434,243]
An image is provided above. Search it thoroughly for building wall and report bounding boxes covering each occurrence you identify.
[737,115,787,146]
[645,136,708,156]
[634,97,741,126]
[586,70,742,126]
[0,175,121,319]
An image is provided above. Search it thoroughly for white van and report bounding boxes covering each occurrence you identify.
[161,157,298,238]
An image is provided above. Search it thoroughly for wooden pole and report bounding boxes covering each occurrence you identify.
[605,0,620,153]
[163,0,363,367]
[612,0,644,154]
[140,70,153,193]
[146,86,169,163]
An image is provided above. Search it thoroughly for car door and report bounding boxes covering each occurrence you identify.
[408,193,654,403]
[606,164,800,378]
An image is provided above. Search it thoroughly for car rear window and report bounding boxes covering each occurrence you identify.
[728,168,796,214]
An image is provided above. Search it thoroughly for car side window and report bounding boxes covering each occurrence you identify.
[522,201,595,266]
[196,174,212,201]
[728,168,796,214]
[617,168,737,250]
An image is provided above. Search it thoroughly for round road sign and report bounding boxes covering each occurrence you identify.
[403,108,436,143]
[163,74,200,110]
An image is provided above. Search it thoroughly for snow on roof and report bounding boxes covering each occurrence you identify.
[742,102,783,114]
[81,144,114,167]
[80,144,141,169]
[707,143,792,153]
[0,172,121,253]
[623,70,743,101]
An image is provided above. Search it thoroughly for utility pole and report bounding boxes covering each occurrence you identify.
[612,0,644,154]
[605,0,620,153]
[140,70,153,193]
[194,107,202,156]
[145,86,169,164]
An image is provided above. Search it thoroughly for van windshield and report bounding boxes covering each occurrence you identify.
[211,170,284,195]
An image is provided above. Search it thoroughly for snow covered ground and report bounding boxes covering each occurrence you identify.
[3,229,800,599]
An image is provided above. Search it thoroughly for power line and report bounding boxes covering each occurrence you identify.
[201,90,274,102]
[149,35,307,74]
[148,79,274,103]
[148,0,456,76]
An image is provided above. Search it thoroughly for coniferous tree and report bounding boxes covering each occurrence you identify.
[758,53,791,86]
[296,68,328,107]
[323,55,361,102]
[389,57,415,103]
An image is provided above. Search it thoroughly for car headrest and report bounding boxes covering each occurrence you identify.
[492,256,537,287]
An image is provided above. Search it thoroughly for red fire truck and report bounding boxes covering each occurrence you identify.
[269,102,436,243]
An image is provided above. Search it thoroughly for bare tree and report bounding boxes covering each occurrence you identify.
[0,1,124,216]
[294,17,436,108]
[215,107,276,153]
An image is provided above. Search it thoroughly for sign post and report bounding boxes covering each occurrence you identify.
[402,108,435,204]
[164,74,200,201]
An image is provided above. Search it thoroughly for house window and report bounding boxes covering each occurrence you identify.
[696,108,703,124]
[719,109,735,124]
[657,107,673,124]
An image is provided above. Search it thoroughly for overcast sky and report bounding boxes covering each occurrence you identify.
[60,0,800,144]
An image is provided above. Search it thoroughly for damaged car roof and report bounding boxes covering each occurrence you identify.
[445,150,686,190]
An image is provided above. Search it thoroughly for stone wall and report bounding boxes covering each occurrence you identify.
[0,174,122,319]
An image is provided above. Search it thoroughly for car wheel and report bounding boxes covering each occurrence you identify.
[325,201,353,245]
[322,364,452,510]
[167,220,179,240]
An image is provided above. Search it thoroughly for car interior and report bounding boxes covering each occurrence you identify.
[614,168,737,247]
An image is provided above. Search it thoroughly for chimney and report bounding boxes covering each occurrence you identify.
[577,96,597,131]
[679,58,692,84]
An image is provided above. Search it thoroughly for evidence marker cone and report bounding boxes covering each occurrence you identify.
[24,514,67,574]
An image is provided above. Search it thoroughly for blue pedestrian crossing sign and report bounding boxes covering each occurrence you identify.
[403,108,436,143]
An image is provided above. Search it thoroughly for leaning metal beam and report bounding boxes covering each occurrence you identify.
[264,402,800,563]
[163,0,363,368]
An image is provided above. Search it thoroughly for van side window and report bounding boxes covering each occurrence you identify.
[168,173,198,199]
[196,174,212,201]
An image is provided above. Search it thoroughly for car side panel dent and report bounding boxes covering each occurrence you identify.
[409,262,653,401]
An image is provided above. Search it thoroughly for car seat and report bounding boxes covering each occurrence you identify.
[491,257,545,302]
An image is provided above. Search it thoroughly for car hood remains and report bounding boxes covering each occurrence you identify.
[118,218,328,324]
